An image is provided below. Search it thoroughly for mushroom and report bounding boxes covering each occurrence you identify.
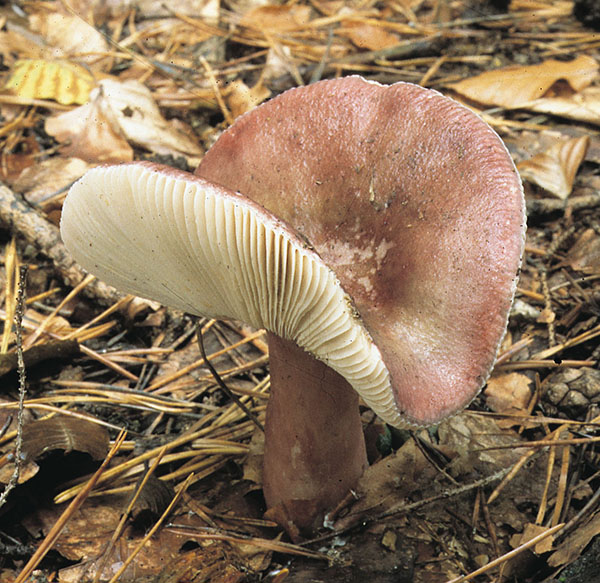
[60,76,525,537]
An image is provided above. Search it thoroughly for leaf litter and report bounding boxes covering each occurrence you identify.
[0,0,600,582]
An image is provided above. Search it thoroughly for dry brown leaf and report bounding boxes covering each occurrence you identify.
[517,136,590,199]
[0,459,39,485]
[96,79,204,162]
[339,22,401,51]
[243,427,265,484]
[449,55,599,108]
[226,79,272,119]
[334,413,529,534]
[13,157,91,205]
[46,79,204,163]
[510,523,556,554]
[437,413,524,471]
[537,307,556,324]
[332,433,437,531]
[381,530,397,551]
[262,46,296,82]
[241,5,312,32]
[485,373,533,417]
[548,511,600,566]
[125,297,163,320]
[528,86,600,126]
[26,502,247,582]
[0,30,44,61]
[0,135,40,184]
[45,87,133,164]
[564,229,600,273]
[21,416,109,461]
[29,11,109,65]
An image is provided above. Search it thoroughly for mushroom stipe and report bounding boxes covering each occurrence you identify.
[61,76,525,537]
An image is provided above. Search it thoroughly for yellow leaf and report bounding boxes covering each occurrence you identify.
[5,59,95,105]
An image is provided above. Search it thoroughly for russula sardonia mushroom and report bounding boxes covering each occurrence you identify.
[61,76,525,537]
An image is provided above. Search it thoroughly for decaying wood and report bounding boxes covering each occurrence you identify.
[0,338,80,378]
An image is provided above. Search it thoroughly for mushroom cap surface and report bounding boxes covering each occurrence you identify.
[196,76,526,427]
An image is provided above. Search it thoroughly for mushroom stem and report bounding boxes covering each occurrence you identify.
[263,332,368,537]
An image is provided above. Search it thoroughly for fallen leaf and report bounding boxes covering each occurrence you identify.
[485,373,533,417]
[564,229,600,273]
[449,55,599,108]
[226,79,271,119]
[0,134,40,184]
[537,306,556,324]
[5,59,95,105]
[21,416,109,461]
[97,79,204,162]
[262,46,296,82]
[437,413,524,471]
[381,529,397,551]
[46,79,204,163]
[45,87,134,164]
[0,30,44,61]
[517,136,590,198]
[243,427,264,484]
[241,4,312,32]
[25,502,248,582]
[339,22,401,51]
[549,511,600,567]
[13,157,91,205]
[528,86,600,126]
[24,307,74,338]
[29,11,109,64]
[331,435,436,531]
[510,523,557,554]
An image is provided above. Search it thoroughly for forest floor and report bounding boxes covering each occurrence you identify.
[0,0,600,581]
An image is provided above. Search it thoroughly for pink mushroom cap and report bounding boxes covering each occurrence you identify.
[196,76,526,427]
